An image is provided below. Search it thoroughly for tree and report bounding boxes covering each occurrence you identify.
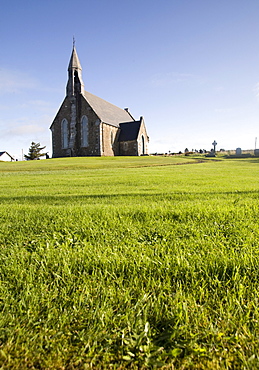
[24,142,46,160]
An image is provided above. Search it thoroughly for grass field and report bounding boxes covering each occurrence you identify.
[0,155,259,369]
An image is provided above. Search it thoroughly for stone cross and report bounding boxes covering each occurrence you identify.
[212,140,217,153]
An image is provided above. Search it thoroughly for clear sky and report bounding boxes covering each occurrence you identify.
[1,0,259,159]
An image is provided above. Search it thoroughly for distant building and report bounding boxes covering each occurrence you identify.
[50,46,149,157]
[0,151,14,162]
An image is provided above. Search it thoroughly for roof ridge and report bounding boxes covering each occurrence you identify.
[83,90,135,127]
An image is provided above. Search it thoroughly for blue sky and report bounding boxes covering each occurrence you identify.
[1,0,259,159]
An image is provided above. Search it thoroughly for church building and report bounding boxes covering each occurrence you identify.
[50,46,149,157]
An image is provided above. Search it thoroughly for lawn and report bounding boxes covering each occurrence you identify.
[0,155,259,369]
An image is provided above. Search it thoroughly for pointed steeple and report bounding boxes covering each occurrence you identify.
[66,46,85,97]
[68,46,82,70]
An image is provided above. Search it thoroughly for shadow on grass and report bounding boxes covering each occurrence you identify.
[1,189,259,205]
[224,156,259,163]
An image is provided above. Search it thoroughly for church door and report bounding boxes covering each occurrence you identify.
[142,135,145,155]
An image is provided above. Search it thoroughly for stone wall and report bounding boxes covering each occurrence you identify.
[51,96,72,157]
[137,121,149,155]
[101,123,120,156]
[119,140,138,156]
[76,96,101,156]
[51,94,102,157]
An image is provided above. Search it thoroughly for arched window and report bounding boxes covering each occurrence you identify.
[81,116,88,147]
[142,135,145,155]
[111,131,114,146]
[61,119,69,149]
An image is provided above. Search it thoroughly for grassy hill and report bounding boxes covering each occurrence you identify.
[0,156,259,369]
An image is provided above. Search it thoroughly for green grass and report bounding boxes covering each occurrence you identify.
[1,156,259,369]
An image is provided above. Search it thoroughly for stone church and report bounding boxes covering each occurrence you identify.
[50,46,149,157]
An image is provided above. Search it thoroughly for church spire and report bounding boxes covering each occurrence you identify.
[66,45,84,97]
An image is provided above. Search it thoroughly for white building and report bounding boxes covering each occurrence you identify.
[0,151,14,162]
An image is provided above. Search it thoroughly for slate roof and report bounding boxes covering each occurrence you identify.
[118,120,141,142]
[83,91,134,127]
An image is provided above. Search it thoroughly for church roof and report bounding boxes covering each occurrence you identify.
[118,120,141,141]
[83,91,134,127]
